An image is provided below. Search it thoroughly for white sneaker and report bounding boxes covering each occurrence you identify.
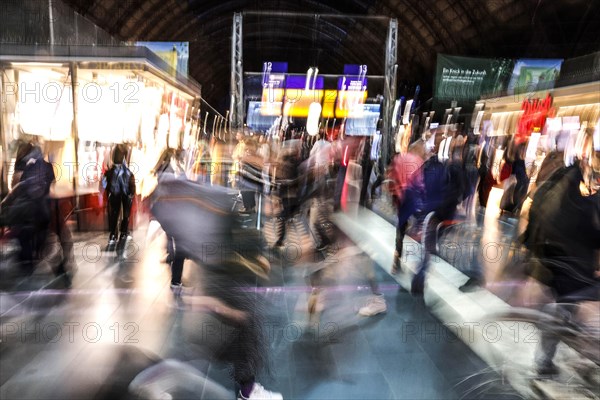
[238,383,283,400]
[106,239,116,252]
[170,283,184,297]
[358,294,387,316]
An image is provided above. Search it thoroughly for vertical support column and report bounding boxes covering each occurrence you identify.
[230,12,244,130]
[69,62,81,229]
[48,0,55,46]
[0,66,7,198]
[381,18,398,171]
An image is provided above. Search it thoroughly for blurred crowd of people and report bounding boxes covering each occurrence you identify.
[387,122,599,377]
[1,119,598,397]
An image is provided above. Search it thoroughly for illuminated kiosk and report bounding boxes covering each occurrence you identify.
[0,44,201,230]
[480,81,599,171]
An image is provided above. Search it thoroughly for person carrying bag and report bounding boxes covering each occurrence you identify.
[102,144,136,252]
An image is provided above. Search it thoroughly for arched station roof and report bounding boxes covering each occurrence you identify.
[63,0,600,110]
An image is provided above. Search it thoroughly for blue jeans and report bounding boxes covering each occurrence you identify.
[393,188,422,266]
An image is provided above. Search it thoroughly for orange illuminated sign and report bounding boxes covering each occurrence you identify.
[322,90,337,118]
[283,90,323,117]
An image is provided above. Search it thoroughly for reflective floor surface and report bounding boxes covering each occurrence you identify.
[1,215,522,399]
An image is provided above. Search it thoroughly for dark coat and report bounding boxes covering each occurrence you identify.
[525,164,600,297]
[1,148,55,227]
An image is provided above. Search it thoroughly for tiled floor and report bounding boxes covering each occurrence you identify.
[370,192,551,308]
[0,214,522,399]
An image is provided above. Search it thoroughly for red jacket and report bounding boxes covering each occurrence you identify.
[387,153,424,204]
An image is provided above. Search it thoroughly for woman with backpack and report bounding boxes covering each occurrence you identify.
[102,144,136,252]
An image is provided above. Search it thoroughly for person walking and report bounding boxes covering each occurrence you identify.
[1,143,55,275]
[523,151,600,376]
[150,148,189,293]
[273,141,301,247]
[102,144,136,252]
[387,140,426,275]
[411,137,464,295]
[150,177,283,400]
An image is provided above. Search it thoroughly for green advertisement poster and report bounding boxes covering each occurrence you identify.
[434,55,513,106]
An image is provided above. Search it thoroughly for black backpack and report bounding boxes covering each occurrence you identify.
[108,164,132,196]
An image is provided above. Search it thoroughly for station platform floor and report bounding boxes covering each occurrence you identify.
[335,200,599,400]
[0,212,526,399]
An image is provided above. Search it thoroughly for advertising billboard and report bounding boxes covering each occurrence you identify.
[434,54,513,104]
[507,58,563,95]
[136,42,189,76]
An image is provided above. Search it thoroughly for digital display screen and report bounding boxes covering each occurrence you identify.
[345,104,381,136]
[251,66,374,119]
[247,101,279,131]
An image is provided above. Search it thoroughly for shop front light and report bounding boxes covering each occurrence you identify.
[10,62,64,68]
[19,68,66,81]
